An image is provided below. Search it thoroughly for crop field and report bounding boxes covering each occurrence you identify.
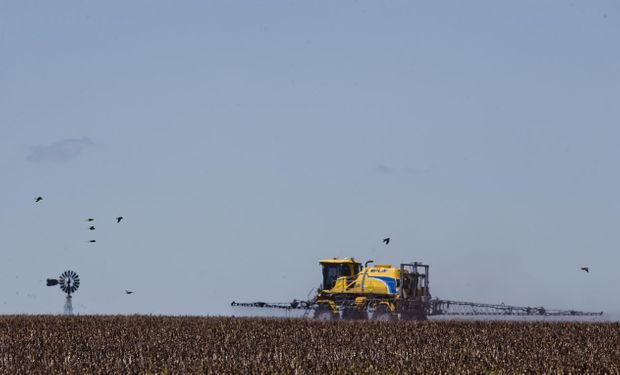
[0,316,618,373]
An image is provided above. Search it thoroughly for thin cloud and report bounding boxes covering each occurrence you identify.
[372,164,394,175]
[27,137,95,163]
[372,164,432,176]
[403,166,431,175]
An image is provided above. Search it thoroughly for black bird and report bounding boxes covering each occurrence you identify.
[35,196,43,203]
[125,290,134,295]
[383,238,390,245]
[88,240,96,243]
[116,216,123,223]
[581,267,589,273]
[86,218,94,222]
[89,226,95,230]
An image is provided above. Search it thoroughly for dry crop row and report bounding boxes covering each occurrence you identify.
[0,316,618,373]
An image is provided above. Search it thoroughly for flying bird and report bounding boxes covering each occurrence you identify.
[88,240,96,243]
[580,267,589,273]
[89,226,95,230]
[125,290,134,295]
[116,216,123,223]
[86,218,94,222]
[35,196,43,202]
[383,238,390,245]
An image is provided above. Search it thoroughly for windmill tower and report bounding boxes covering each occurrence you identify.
[46,270,80,315]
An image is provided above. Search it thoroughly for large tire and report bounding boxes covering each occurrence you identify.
[371,304,395,321]
[314,304,338,321]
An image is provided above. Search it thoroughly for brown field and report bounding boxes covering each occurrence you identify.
[0,316,618,374]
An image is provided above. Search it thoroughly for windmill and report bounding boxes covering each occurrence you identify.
[46,270,80,315]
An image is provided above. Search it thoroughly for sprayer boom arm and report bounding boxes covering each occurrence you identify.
[429,299,603,316]
[231,298,603,317]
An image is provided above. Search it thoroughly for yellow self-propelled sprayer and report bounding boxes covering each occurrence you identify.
[231,257,603,320]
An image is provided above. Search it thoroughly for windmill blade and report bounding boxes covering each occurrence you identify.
[57,270,80,295]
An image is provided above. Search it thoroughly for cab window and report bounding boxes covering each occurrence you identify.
[322,264,356,289]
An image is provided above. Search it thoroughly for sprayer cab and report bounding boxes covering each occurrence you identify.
[319,258,361,290]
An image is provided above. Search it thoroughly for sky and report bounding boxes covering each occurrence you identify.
[1,1,619,318]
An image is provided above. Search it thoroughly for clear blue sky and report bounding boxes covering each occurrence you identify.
[1,1,618,317]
